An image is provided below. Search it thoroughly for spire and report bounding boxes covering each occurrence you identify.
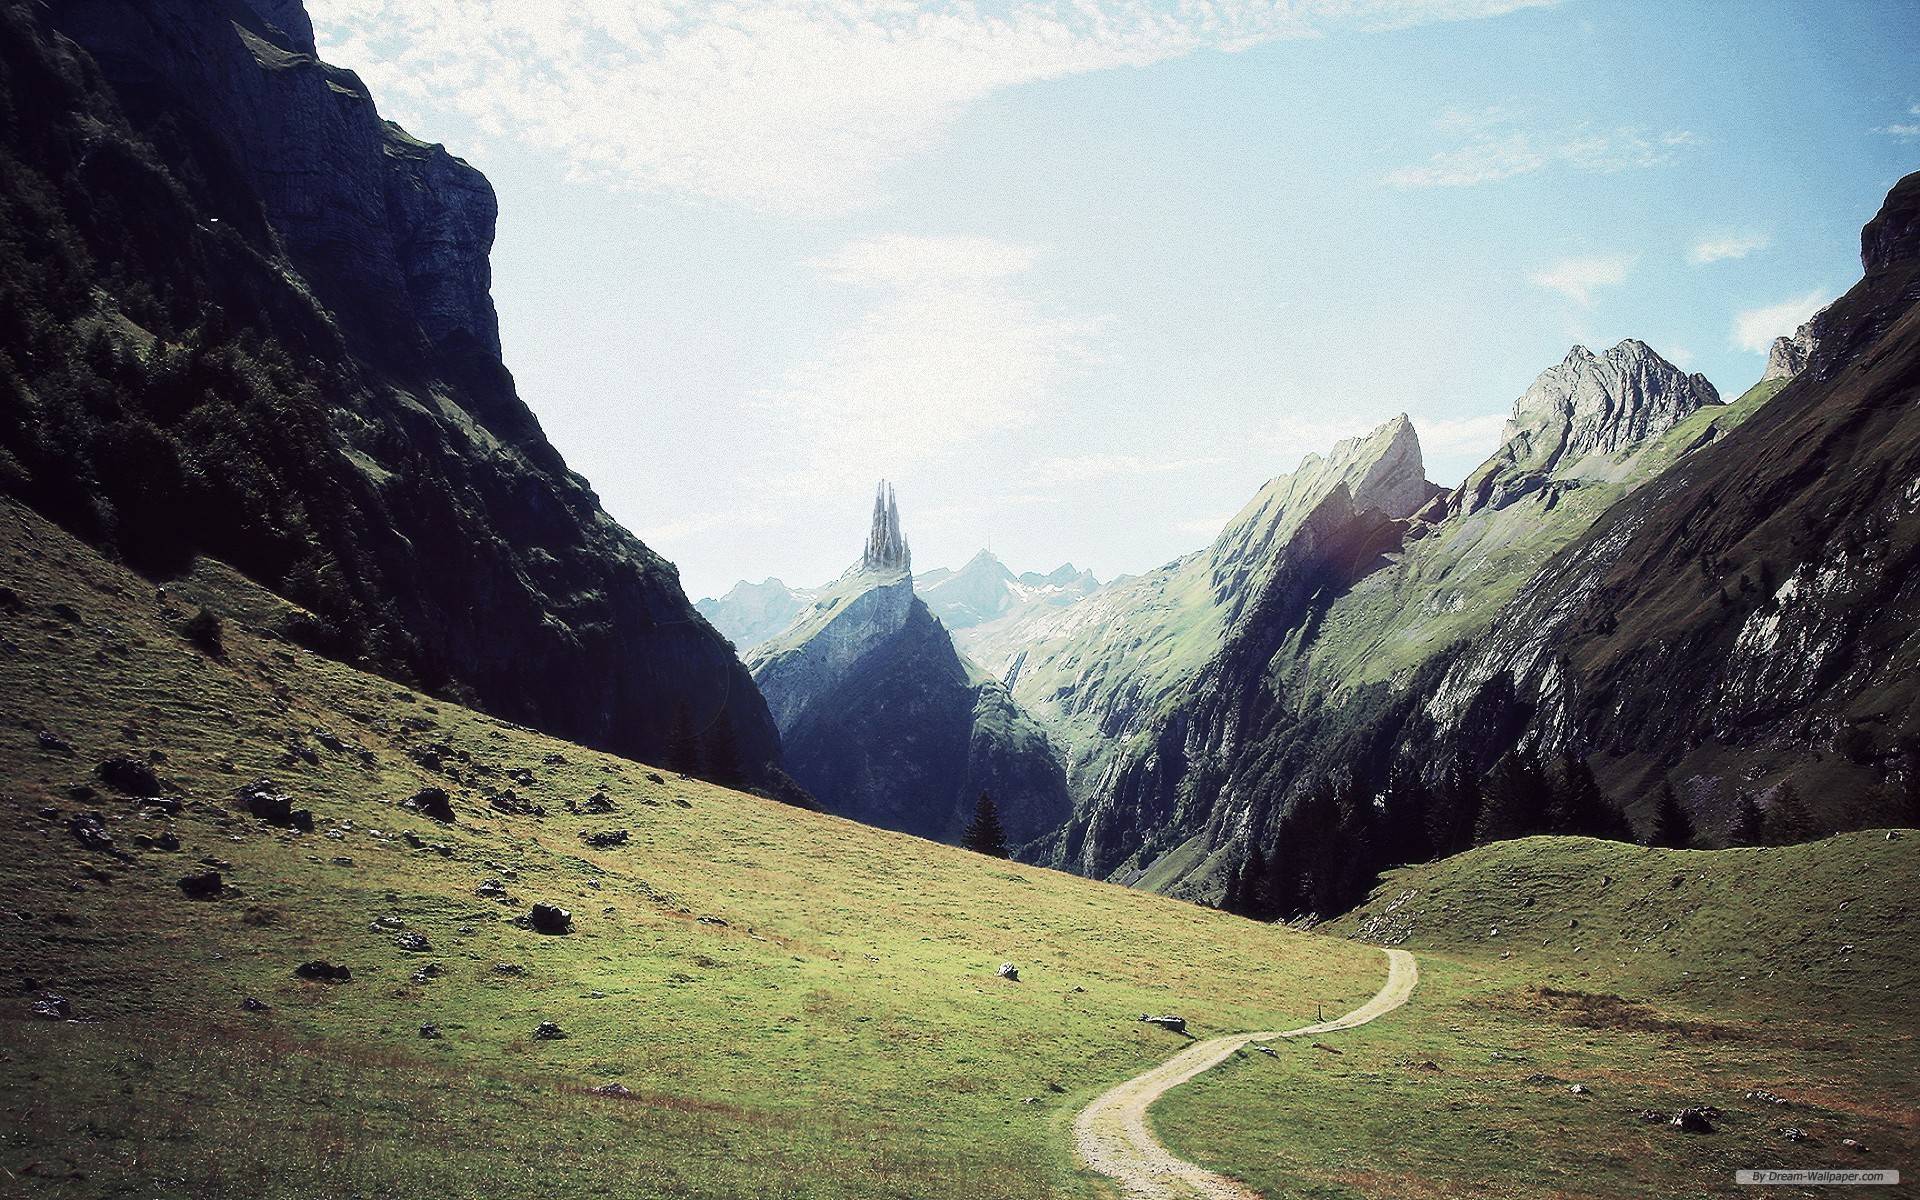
[861,479,910,572]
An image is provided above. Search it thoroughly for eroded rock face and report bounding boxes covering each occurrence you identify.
[1763,322,1818,382]
[14,0,780,779]
[747,491,1071,846]
[1459,341,1720,516]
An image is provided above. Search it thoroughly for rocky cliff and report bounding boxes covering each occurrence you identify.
[1411,172,1920,842]
[0,0,781,778]
[747,490,1071,845]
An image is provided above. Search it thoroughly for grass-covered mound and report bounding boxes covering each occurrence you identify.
[0,499,1381,1199]
[1156,834,1918,1199]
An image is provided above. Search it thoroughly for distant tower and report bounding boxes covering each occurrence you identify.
[861,480,911,572]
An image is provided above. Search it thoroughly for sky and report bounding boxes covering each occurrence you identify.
[306,0,1920,602]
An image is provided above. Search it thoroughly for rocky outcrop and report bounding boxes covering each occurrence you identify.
[1763,322,1818,382]
[919,551,1099,632]
[1,0,780,778]
[747,488,1071,845]
[1457,341,1720,516]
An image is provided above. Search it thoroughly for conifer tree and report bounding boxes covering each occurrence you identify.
[1763,782,1814,845]
[666,703,701,778]
[1644,781,1695,849]
[702,712,742,786]
[1726,791,1764,845]
[960,792,1010,858]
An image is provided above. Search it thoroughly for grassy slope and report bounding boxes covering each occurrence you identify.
[0,499,1381,1199]
[1155,834,1918,1199]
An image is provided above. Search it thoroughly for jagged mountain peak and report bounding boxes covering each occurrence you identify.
[861,480,911,574]
[1862,169,1920,273]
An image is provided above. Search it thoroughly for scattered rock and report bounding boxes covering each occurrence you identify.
[1139,1014,1187,1034]
[1633,1109,1666,1123]
[1670,1106,1715,1134]
[489,792,544,817]
[237,779,313,832]
[582,829,629,850]
[293,960,352,983]
[998,962,1020,982]
[29,991,71,1020]
[491,962,526,976]
[1569,1084,1591,1095]
[476,879,510,901]
[394,932,432,953]
[67,812,117,855]
[1747,1089,1789,1106]
[133,831,181,852]
[241,996,270,1012]
[579,791,616,814]
[410,963,443,985]
[644,772,664,784]
[36,730,73,755]
[1525,1073,1562,1085]
[590,1082,632,1098]
[1782,1127,1809,1142]
[177,871,224,900]
[528,902,572,935]
[95,756,166,796]
[1842,1138,1868,1152]
[409,787,455,823]
[532,1021,567,1040]
[419,1023,443,1039]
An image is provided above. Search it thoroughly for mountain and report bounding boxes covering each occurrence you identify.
[746,484,1071,845]
[695,578,819,652]
[917,550,1099,631]
[966,416,1437,807]
[0,0,780,780]
[1062,177,1920,912]
[980,343,1728,891]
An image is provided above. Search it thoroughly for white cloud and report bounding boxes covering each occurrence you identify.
[754,235,1099,495]
[1388,115,1695,189]
[1416,411,1508,459]
[1687,232,1770,265]
[1528,254,1636,306]
[310,0,1552,215]
[1882,123,1920,139]
[1732,288,1829,354]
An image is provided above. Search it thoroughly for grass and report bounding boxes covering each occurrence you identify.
[1153,834,1919,1198]
[0,498,1382,1198]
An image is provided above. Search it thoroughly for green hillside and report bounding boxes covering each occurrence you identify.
[1156,834,1918,1199]
[0,499,1381,1199]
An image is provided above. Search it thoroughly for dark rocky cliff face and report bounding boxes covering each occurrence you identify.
[748,499,1071,846]
[0,0,781,778]
[1415,171,1920,839]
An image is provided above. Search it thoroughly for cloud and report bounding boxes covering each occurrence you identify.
[1732,288,1829,354]
[1415,411,1508,459]
[1388,115,1695,189]
[754,235,1100,495]
[309,0,1552,215]
[1528,254,1636,305]
[1687,232,1770,265]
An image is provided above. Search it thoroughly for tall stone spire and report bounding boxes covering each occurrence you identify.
[862,480,910,572]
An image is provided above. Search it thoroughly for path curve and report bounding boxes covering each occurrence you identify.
[1073,947,1419,1200]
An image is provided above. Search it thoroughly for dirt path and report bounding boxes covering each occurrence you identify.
[1072,947,1419,1200]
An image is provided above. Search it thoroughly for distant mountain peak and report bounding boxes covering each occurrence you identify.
[861,480,911,574]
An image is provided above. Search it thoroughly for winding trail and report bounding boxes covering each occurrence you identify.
[1073,947,1419,1200]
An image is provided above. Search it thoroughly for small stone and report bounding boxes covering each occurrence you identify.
[68,812,117,855]
[1670,1106,1715,1134]
[1781,1127,1808,1142]
[95,755,165,795]
[29,991,71,1020]
[1139,1014,1187,1034]
[419,1023,443,1039]
[1842,1138,1867,1152]
[476,879,509,900]
[590,1082,632,1098]
[1568,1083,1590,1095]
[36,730,74,755]
[998,962,1020,982]
[491,962,525,976]
[177,871,223,900]
[294,960,352,983]
[394,932,432,953]
[409,787,455,823]
[1746,1089,1788,1106]
[582,828,629,850]
[532,1021,567,1040]
[241,996,270,1012]
[528,902,572,935]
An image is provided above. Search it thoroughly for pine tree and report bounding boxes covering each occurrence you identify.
[1644,782,1695,849]
[1726,791,1764,845]
[1474,751,1549,845]
[666,704,701,778]
[1763,782,1814,845]
[702,712,742,786]
[960,792,1010,858]
[1548,755,1633,840]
